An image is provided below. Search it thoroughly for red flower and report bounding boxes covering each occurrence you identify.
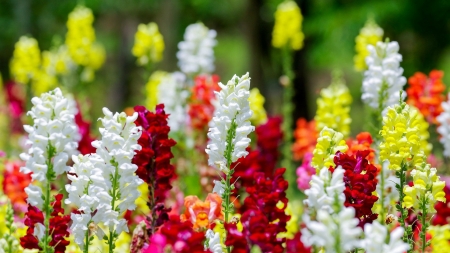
[231,149,261,191]
[188,74,220,131]
[286,231,311,253]
[5,80,25,133]
[255,117,283,176]
[224,222,248,253]
[2,160,31,212]
[332,151,379,227]
[75,106,96,155]
[346,132,376,165]
[21,205,44,250]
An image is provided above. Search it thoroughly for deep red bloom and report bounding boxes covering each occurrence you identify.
[286,231,311,253]
[231,149,261,191]
[332,151,379,227]
[5,80,25,133]
[188,74,220,131]
[255,117,283,176]
[74,106,96,155]
[433,184,450,225]
[20,205,44,250]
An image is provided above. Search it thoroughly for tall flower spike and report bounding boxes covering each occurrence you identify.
[315,71,352,137]
[354,19,384,71]
[362,41,406,114]
[272,0,304,50]
[19,88,80,253]
[10,36,41,85]
[437,93,450,157]
[132,22,165,65]
[177,22,217,76]
[90,108,143,253]
[248,88,267,126]
[311,127,348,171]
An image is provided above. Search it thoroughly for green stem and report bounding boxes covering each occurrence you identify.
[83,223,90,253]
[108,160,120,253]
[42,144,55,253]
[380,165,386,224]
[396,162,413,252]
[420,197,428,253]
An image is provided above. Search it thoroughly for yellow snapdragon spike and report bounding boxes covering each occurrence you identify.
[379,103,426,171]
[315,73,352,137]
[132,22,165,65]
[429,225,450,253]
[249,88,267,126]
[276,202,300,240]
[354,18,383,71]
[10,36,41,84]
[402,164,446,213]
[410,106,432,156]
[311,127,348,171]
[272,1,304,50]
[145,71,167,110]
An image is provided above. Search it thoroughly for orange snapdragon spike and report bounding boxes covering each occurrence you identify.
[2,160,31,211]
[180,193,223,231]
[406,70,446,124]
[292,118,318,161]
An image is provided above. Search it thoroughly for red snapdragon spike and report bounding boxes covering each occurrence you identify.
[49,194,71,253]
[21,205,44,250]
[255,117,283,177]
[75,106,96,155]
[432,184,450,225]
[332,151,379,227]
[223,222,249,253]
[2,160,31,212]
[231,149,261,193]
[188,74,220,131]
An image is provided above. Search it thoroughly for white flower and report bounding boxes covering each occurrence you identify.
[362,41,406,114]
[362,221,409,253]
[437,93,450,157]
[70,213,91,249]
[205,229,223,253]
[205,73,254,169]
[304,166,345,213]
[33,223,46,240]
[177,22,217,75]
[212,180,225,195]
[376,160,399,207]
[301,207,362,252]
[24,185,44,209]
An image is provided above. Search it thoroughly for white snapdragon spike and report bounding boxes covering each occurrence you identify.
[177,22,217,75]
[304,166,345,213]
[362,221,409,253]
[20,88,80,204]
[90,108,143,236]
[205,229,223,253]
[157,72,189,132]
[212,180,225,195]
[437,93,450,157]
[205,73,254,169]
[301,207,362,252]
[362,41,406,114]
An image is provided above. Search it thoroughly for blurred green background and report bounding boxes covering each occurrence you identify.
[1,0,450,136]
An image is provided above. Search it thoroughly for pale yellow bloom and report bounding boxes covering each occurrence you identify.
[410,106,432,156]
[429,225,450,253]
[10,36,41,84]
[145,71,167,110]
[132,22,165,65]
[249,88,267,126]
[354,19,383,71]
[311,127,348,171]
[272,1,304,50]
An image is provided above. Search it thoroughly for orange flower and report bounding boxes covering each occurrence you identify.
[346,132,376,165]
[292,118,318,161]
[180,193,223,230]
[406,70,446,124]
[2,160,31,211]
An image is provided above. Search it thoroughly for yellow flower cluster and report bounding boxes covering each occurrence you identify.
[379,103,426,171]
[410,106,432,156]
[315,75,352,137]
[9,36,41,84]
[132,22,165,66]
[311,127,348,171]
[354,19,383,71]
[145,71,167,110]
[403,163,445,213]
[249,88,268,126]
[66,5,105,82]
[272,1,304,50]
[429,225,450,253]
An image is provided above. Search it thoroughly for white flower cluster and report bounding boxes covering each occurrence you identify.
[66,108,143,248]
[205,73,254,169]
[362,41,406,113]
[437,93,450,157]
[304,166,345,213]
[362,221,409,253]
[157,72,189,132]
[177,22,217,75]
[301,207,362,252]
[205,229,223,253]
[20,88,80,208]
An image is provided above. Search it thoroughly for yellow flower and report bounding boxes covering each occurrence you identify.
[315,73,352,137]
[429,225,450,253]
[277,202,301,240]
[145,71,167,110]
[249,88,267,126]
[379,103,426,171]
[410,106,432,156]
[402,164,446,213]
[272,1,304,50]
[132,22,165,65]
[311,127,348,171]
[10,36,41,84]
[354,19,383,71]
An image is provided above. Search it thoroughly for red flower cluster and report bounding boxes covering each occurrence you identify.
[20,194,70,253]
[231,149,261,190]
[432,184,450,225]
[74,106,96,155]
[188,74,220,131]
[143,216,207,253]
[406,70,446,124]
[2,160,31,212]
[132,104,177,234]
[286,231,311,253]
[333,151,379,227]
[255,117,283,176]
[227,168,290,253]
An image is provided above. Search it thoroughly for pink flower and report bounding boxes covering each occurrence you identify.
[296,152,315,190]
